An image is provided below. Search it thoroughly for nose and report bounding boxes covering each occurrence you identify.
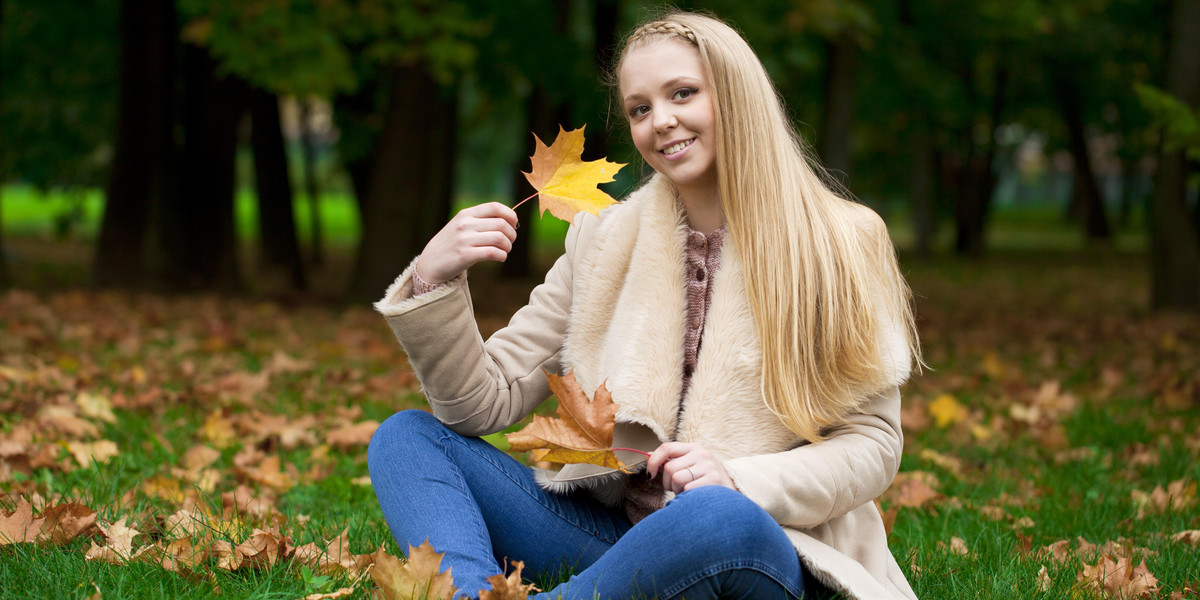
[652,104,677,132]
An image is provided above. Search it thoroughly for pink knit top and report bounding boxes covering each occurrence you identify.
[412,224,727,523]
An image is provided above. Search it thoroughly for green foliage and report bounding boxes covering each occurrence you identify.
[178,0,488,96]
[1135,83,1200,161]
[0,0,118,189]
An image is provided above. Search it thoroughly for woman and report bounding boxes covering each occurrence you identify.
[369,11,921,600]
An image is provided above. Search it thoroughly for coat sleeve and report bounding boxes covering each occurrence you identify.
[373,215,596,437]
[722,385,904,530]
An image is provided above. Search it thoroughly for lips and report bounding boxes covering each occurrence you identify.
[660,138,695,156]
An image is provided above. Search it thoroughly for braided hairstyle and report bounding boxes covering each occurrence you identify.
[613,11,921,442]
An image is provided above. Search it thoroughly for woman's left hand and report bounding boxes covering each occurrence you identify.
[646,442,737,495]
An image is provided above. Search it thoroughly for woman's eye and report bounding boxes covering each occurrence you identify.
[673,88,696,100]
[630,105,649,117]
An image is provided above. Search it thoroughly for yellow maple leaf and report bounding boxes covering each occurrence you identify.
[928,394,968,428]
[521,126,625,224]
[372,540,459,600]
[506,371,629,471]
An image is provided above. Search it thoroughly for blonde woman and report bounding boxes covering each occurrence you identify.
[369,10,921,600]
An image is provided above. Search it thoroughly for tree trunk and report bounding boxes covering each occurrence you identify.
[346,64,458,301]
[250,86,306,291]
[1150,0,1200,311]
[94,0,176,288]
[910,125,936,257]
[300,99,323,265]
[503,0,574,279]
[818,36,858,184]
[953,59,1007,257]
[164,45,246,292]
[1049,62,1111,241]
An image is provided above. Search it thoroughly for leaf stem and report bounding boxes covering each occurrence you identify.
[611,447,651,457]
[513,192,538,209]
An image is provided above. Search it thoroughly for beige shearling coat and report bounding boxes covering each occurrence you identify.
[376,175,918,600]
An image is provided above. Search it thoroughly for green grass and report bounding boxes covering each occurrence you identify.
[1,195,1195,599]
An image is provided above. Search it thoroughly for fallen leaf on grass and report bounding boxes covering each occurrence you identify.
[883,471,942,509]
[327,421,380,450]
[0,499,43,545]
[371,540,458,600]
[298,589,355,600]
[521,126,625,225]
[1037,565,1052,591]
[1077,555,1159,599]
[84,518,140,564]
[1131,479,1196,518]
[480,561,538,600]
[506,371,626,471]
[293,527,374,576]
[928,394,968,428]
[938,536,971,556]
[39,502,98,545]
[66,440,120,468]
[1171,530,1200,546]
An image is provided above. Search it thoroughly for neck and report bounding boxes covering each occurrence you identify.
[677,181,724,234]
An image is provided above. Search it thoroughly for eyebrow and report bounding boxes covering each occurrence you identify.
[622,76,703,104]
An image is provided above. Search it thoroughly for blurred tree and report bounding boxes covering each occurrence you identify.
[175,0,353,292]
[1147,0,1200,310]
[251,86,306,290]
[0,0,8,289]
[94,0,174,288]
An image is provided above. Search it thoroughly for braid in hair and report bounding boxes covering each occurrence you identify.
[628,20,698,47]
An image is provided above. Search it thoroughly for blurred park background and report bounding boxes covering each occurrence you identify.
[0,0,1197,310]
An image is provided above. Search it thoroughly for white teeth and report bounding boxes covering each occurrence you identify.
[663,139,694,155]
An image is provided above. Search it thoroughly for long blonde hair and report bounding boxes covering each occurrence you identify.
[617,12,922,442]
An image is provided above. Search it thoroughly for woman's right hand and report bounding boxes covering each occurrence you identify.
[415,202,519,284]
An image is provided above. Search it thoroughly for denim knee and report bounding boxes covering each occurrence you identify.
[367,409,442,471]
[662,486,788,556]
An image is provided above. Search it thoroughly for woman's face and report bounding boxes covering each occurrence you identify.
[619,39,717,195]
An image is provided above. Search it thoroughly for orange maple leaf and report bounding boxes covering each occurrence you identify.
[506,370,629,471]
[371,540,459,600]
[480,560,539,600]
[520,126,625,224]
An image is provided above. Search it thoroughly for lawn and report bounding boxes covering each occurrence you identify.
[0,204,1197,599]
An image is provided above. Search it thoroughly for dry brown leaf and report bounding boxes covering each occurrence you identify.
[507,371,626,471]
[84,518,140,564]
[75,392,117,424]
[181,444,222,472]
[371,541,458,600]
[938,536,971,556]
[233,528,290,569]
[1037,565,1052,591]
[479,561,538,600]
[67,440,120,468]
[1132,479,1197,518]
[521,126,625,224]
[294,527,375,576]
[38,502,98,545]
[0,498,43,545]
[222,484,279,519]
[327,421,380,450]
[1077,555,1159,599]
[918,448,965,479]
[884,471,942,509]
[298,589,354,600]
[1171,530,1200,546]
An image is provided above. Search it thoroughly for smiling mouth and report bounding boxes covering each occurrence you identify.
[660,138,695,156]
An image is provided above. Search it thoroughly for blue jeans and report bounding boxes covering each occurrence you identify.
[367,410,810,599]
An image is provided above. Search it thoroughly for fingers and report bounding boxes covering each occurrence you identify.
[418,203,522,283]
[646,442,736,495]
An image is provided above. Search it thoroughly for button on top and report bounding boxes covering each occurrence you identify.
[696,268,706,281]
[691,316,701,328]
